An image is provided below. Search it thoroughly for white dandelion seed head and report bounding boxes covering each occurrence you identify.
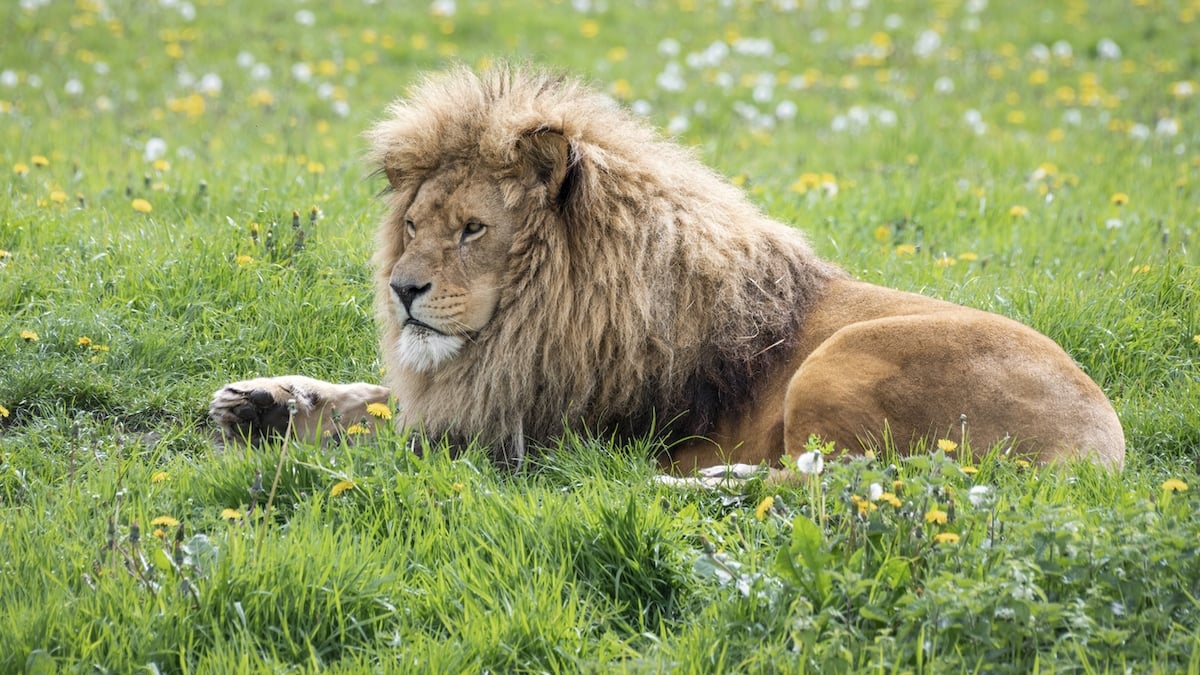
[1096,38,1121,60]
[292,62,313,83]
[657,38,681,57]
[1171,81,1196,98]
[294,9,316,26]
[430,0,456,17]
[143,137,168,162]
[196,73,222,95]
[796,450,824,475]
[1155,117,1179,137]
[655,63,685,92]
[913,30,942,58]
[968,484,992,507]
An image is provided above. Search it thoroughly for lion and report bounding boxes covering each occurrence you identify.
[209,64,1125,473]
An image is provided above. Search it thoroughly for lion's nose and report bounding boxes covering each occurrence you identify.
[391,280,431,312]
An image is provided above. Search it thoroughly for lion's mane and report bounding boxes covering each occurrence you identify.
[367,64,843,458]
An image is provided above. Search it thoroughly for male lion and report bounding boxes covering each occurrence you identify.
[210,64,1125,472]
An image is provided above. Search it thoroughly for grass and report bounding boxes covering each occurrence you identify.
[1,0,1199,671]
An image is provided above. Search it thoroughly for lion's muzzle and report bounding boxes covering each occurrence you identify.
[390,279,431,314]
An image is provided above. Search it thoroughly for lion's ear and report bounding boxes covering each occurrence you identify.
[516,127,575,206]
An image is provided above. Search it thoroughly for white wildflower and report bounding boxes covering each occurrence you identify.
[1096,38,1121,60]
[796,450,824,476]
[143,137,168,162]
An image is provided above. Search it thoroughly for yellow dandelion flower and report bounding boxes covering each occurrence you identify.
[235,255,254,266]
[366,402,393,420]
[607,46,628,62]
[937,438,958,453]
[1131,264,1151,274]
[330,479,356,497]
[13,162,29,175]
[754,495,775,521]
[1193,335,1200,346]
[131,198,153,213]
[31,155,49,167]
[873,225,891,242]
[153,159,170,172]
[150,515,179,527]
[935,255,957,268]
[0,249,9,259]
[77,336,92,347]
[248,88,275,107]
[580,19,600,38]
[1014,459,1032,470]
[154,528,166,540]
[895,243,917,257]
[50,190,67,204]
[850,494,877,516]
[452,482,465,492]
[961,465,979,475]
[220,508,242,521]
[1110,192,1129,206]
[306,161,325,174]
[20,330,38,342]
[924,509,948,525]
[958,252,979,261]
[880,492,902,508]
[91,343,109,352]
[933,532,960,544]
[0,405,9,418]
[346,423,370,435]
[1009,205,1029,218]
[1162,478,1189,493]
[151,471,168,483]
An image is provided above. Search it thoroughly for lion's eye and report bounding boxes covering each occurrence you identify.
[460,221,487,244]
[405,219,416,238]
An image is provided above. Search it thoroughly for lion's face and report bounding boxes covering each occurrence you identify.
[384,163,517,372]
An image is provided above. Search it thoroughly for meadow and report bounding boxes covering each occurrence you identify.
[1,0,1199,671]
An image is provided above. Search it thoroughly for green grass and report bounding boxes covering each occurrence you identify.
[2,0,1199,671]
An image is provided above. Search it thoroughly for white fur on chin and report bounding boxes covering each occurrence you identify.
[396,328,464,372]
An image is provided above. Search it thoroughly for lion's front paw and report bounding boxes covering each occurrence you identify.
[209,378,303,444]
[210,376,392,446]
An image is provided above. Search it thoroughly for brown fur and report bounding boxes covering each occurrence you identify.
[211,63,1124,471]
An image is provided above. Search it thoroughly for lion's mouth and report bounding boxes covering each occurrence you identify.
[404,318,446,335]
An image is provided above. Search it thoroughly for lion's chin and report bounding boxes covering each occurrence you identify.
[395,327,465,373]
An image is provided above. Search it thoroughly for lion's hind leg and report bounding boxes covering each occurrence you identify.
[210,376,390,446]
[782,311,1125,468]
